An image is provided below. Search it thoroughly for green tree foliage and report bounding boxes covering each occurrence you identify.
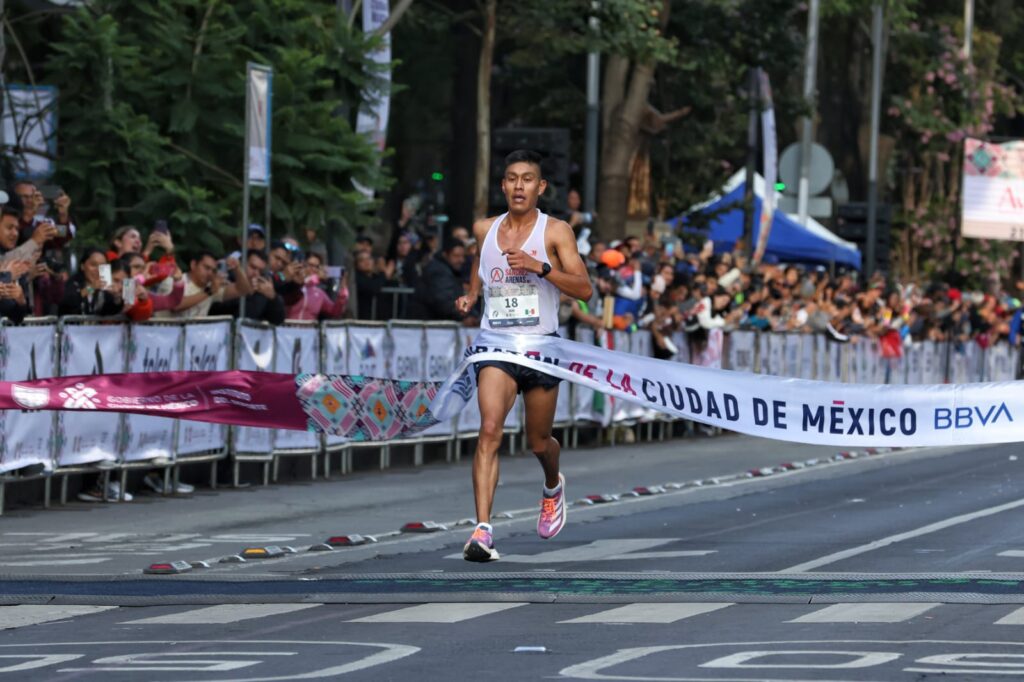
[39,0,391,254]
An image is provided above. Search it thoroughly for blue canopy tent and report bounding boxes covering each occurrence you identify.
[668,171,861,269]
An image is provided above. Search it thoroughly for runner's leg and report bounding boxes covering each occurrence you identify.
[473,366,518,524]
[523,384,560,488]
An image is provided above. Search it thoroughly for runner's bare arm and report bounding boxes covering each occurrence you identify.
[456,218,492,315]
[505,219,591,301]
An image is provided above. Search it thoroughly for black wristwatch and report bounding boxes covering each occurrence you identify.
[538,262,552,279]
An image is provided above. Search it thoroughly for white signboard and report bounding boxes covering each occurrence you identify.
[177,320,230,455]
[0,324,57,473]
[273,325,320,450]
[57,324,126,466]
[323,324,350,448]
[421,326,459,438]
[123,324,182,462]
[3,84,58,180]
[234,323,275,454]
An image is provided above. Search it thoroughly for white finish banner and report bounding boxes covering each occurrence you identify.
[274,325,320,450]
[234,323,275,454]
[0,323,56,473]
[323,324,349,448]
[571,327,606,426]
[429,331,1024,448]
[57,323,126,466]
[123,324,182,462]
[554,326,572,425]
[177,320,230,455]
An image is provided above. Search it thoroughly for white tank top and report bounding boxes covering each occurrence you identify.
[478,210,560,335]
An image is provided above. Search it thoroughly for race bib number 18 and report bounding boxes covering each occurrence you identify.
[488,284,540,328]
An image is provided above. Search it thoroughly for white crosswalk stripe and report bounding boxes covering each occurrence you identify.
[121,603,320,625]
[350,602,526,623]
[0,605,117,630]
[560,602,733,624]
[995,606,1024,625]
[789,603,940,623]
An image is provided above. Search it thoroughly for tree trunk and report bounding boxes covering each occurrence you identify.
[473,0,497,220]
[596,60,655,240]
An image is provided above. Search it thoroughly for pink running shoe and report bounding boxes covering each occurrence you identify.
[537,473,567,539]
[463,524,500,562]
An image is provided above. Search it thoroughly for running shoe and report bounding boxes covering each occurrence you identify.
[77,481,133,503]
[463,524,500,562]
[537,472,566,539]
[143,474,195,495]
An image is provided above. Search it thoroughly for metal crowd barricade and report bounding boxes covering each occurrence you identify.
[52,316,129,503]
[271,320,322,481]
[395,320,460,465]
[232,318,276,486]
[174,317,233,487]
[340,320,391,471]
[0,316,59,513]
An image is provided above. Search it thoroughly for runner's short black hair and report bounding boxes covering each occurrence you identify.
[504,149,544,177]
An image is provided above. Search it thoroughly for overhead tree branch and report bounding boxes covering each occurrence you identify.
[375,0,415,36]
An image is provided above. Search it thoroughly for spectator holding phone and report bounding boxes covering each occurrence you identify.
[0,204,33,323]
[210,249,286,324]
[162,250,251,319]
[285,252,348,320]
[59,246,123,316]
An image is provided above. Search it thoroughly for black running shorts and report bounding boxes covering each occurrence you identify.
[473,332,561,394]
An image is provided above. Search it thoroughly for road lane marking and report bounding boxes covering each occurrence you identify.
[122,604,320,625]
[350,603,526,623]
[0,606,117,630]
[789,603,939,623]
[781,496,1024,572]
[998,550,1024,558]
[995,607,1024,625]
[560,603,733,624]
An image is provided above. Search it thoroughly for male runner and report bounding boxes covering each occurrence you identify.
[455,150,592,562]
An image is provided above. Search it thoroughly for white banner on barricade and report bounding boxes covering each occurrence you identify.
[0,323,56,473]
[784,334,801,377]
[853,341,868,384]
[457,329,482,434]
[813,335,829,381]
[420,326,459,438]
[389,326,423,381]
[907,343,924,384]
[348,325,387,378]
[123,324,182,462]
[726,331,756,373]
[760,333,782,376]
[234,323,275,454]
[799,334,815,379]
[177,320,230,455]
[57,323,126,466]
[554,325,572,425]
[322,324,349,448]
[571,327,609,425]
[274,325,320,450]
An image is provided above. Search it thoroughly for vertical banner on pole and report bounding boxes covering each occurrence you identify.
[234,322,275,454]
[726,331,756,373]
[0,322,57,473]
[353,0,392,197]
[273,324,320,450]
[123,324,182,462]
[178,320,231,455]
[245,64,273,188]
[57,323,127,466]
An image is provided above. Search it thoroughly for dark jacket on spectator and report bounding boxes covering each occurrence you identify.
[0,274,30,324]
[356,270,387,320]
[59,272,122,317]
[406,252,463,321]
[210,292,286,326]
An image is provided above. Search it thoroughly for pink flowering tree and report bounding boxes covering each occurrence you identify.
[886,21,1019,286]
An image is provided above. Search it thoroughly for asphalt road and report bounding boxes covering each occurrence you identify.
[1,432,1024,680]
